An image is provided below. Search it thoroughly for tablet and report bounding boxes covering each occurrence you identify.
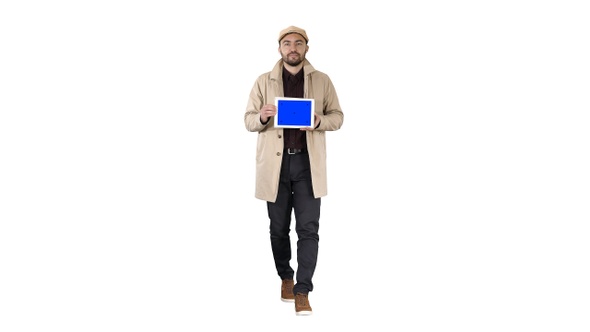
[274,97,315,128]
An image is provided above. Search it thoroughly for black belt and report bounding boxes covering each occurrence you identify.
[285,148,307,155]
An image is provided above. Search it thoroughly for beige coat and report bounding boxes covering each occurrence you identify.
[244,59,344,202]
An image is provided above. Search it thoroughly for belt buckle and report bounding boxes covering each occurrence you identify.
[287,148,297,155]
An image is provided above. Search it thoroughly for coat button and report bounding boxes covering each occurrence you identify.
[278,135,282,139]
[276,152,281,156]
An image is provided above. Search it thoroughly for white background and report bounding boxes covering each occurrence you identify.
[1,1,589,331]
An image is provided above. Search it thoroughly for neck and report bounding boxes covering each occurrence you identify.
[283,62,303,75]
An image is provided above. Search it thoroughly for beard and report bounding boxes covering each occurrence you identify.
[282,52,305,66]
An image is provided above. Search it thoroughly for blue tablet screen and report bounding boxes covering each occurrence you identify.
[276,99,312,127]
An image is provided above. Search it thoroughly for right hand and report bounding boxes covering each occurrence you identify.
[260,104,277,123]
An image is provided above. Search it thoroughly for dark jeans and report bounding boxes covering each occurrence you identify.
[267,151,321,295]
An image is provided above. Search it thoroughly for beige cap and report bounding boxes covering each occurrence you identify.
[278,26,308,43]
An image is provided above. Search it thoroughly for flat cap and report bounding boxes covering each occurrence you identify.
[278,26,308,43]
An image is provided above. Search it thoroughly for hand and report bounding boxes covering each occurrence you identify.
[300,115,320,131]
[260,104,277,123]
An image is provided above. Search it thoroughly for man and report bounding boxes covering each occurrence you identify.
[244,26,343,316]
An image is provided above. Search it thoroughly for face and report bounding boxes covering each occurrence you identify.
[278,33,308,67]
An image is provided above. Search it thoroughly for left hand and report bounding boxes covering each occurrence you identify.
[300,115,320,131]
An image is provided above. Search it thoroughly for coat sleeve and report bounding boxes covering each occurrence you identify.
[244,76,269,132]
[316,75,343,132]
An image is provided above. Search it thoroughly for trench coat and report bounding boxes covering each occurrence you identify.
[244,59,344,202]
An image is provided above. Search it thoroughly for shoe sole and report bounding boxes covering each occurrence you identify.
[281,298,295,303]
[296,310,312,316]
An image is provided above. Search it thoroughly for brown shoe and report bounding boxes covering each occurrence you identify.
[295,292,312,316]
[281,279,295,302]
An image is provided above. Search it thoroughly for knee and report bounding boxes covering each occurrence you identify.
[296,222,319,241]
[269,224,291,238]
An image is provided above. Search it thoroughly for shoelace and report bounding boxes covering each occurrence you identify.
[282,280,294,290]
[296,294,309,306]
